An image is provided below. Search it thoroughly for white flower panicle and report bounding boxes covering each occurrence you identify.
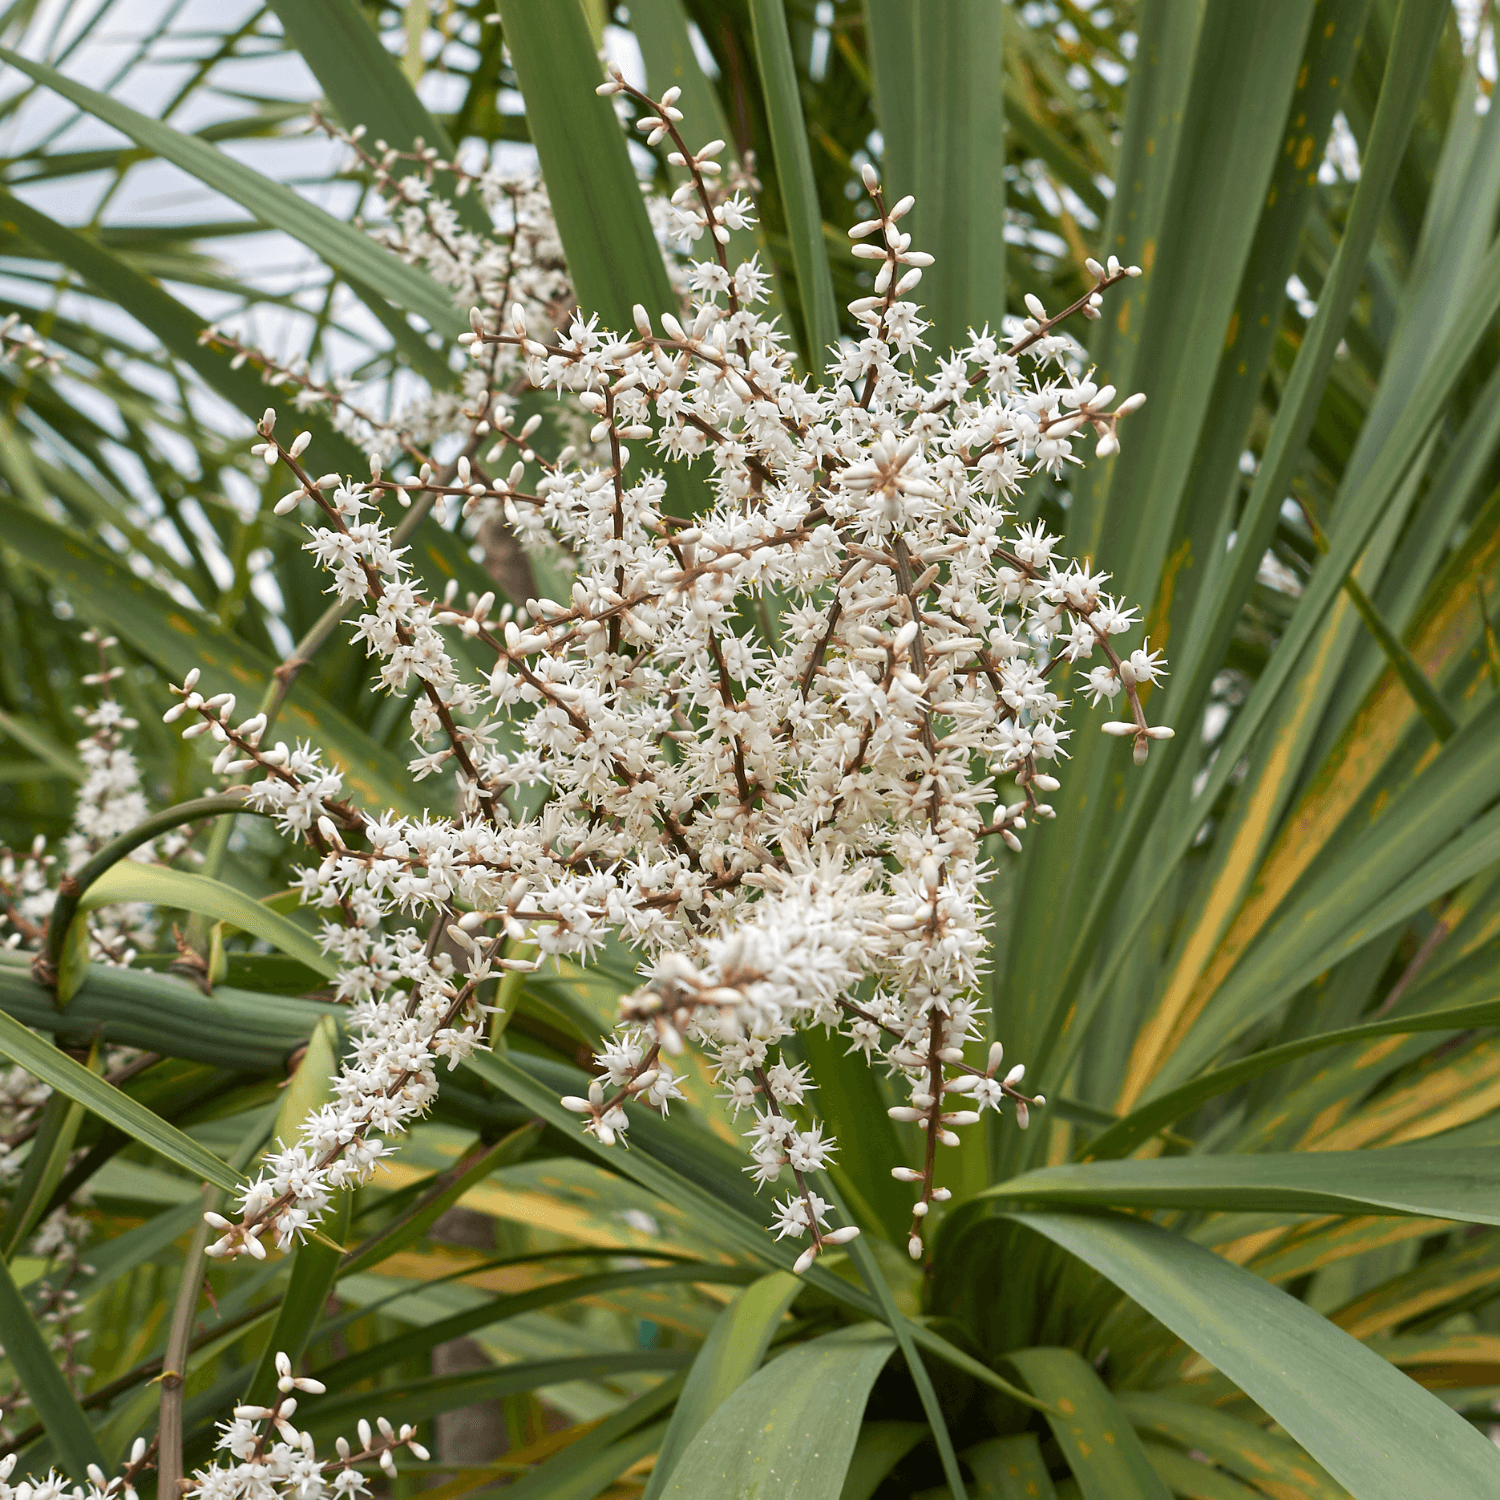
[165,77,1168,1272]
[0,631,193,964]
[0,1354,426,1500]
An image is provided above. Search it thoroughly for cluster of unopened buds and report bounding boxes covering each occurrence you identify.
[155,78,1168,1275]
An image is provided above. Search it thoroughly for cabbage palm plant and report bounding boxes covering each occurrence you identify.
[0,3,1499,1499]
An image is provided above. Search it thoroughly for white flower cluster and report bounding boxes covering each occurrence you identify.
[0,1355,425,1500]
[0,632,187,963]
[205,119,576,476]
[163,76,1167,1272]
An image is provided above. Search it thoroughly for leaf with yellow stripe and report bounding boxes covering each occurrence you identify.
[1119,1394,1346,1500]
[1329,1232,1500,1341]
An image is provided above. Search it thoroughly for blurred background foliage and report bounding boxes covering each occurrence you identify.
[1,1,1500,1497]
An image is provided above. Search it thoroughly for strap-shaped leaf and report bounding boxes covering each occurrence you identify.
[1140,1444,1263,1500]
[747,0,839,374]
[0,1053,91,1257]
[908,0,1006,359]
[243,1016,347,1403]
[0,950,340,1073]
[0,498,419,815]
[495,0,676,335]
[1149,691,1500,1089]
[498,1414,672,1500]
[464,1047,1031,1409]
[80,863,332,978]
[0,189,365,472]
[338,1123,541,1278]
[320,1263,760,1395]
[963,1433,1059,1500]
[298,1352,691,1435]
[1007,1348,1170,1500]
[864,3,917,203]
[981,1147,1500,1223]
[266,0,490,237]
[0,1006,241,1192]
[661,1323,895,1498]
[0,1252,107,1478]
[0,46,464,337]
[644,1271,803,1498]
[1009,1211,1500,1497]
[1084,990,1500,1159]
[1121,1393,1344,1500]
[1007,0,1452,1125]
[630,0,779,306]
[840,1423,929,1500]
[1005,0,1318,1080]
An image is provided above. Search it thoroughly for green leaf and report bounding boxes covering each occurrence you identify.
[1139,1444,1263,1500]
[0,498,419,815]
[1059,201,1500,1112]
[839,1423,928,1500]
[661,1323,895,1498]
[320,1264,759,1393]
[1008,0,1321,1105]
[963,1434,1058,1500]
[1008,1211,1500,1497]
[0,1047,92,1257]
[1150,0,1374,686]
[748,0,839,375]
[835,1192,984,1496]
[980,1147,1500,1224]
[629,0,774,299]
[0,950,342,1074]
[1153,695,1500,1091]
[79,863,333,979]
[266,0,491,238]
[862,3,917,206]
[299,1352,691,1435]
[494,0,711,522]
[0,46,466,338]
[1007,1348,1170,1500]
[0,189,365,472]
[1121,1395,1344,1500]
[0,1251,107,1479]
[495,0,676,335]
[908,0,1006,359]
[644,1270,803,1498]
[798,1026,910,1242]
[466,1047,1020,1418]
[338,1122,541,1278]
[241,1016,348,1402]
[449,1373,687,1500]
[1085,992,1500,1160]
[0,1005,241,1192]
[0,707,83,782]
[501,1417,671,1500]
